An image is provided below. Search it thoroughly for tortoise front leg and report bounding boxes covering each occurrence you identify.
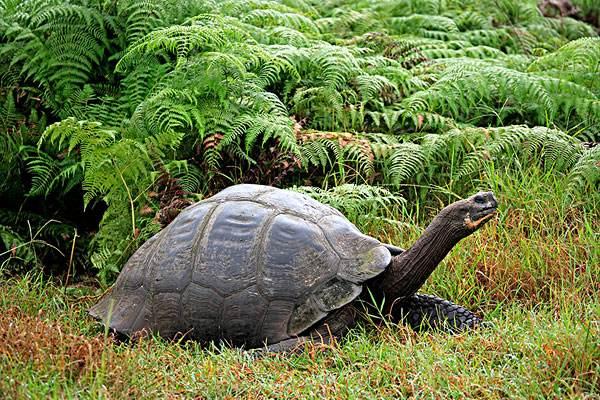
[390,293,482,332]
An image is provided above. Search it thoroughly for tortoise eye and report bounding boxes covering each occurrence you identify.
[474,194,486,204]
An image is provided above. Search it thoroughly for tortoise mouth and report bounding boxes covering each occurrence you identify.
[475,206,497,219]
[464,207,497,230]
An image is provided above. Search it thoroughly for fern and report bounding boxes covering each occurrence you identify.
[2,0,598,280]
[385,142,428,185]
[400,58,599,132]
[244,9,320,34]
[28,117,180,278]
[0,1,109,115]
[118,0,168,44]
[298,130,374,179]
[290,184,406,222]
[566,145,600,197]
[528,37,600,93]
[455,126,582,179]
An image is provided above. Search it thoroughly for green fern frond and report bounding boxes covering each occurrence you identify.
[171,162,205,193]
[117,23,240,71]
[289,184,406,222]
[566,146,600,197]
[456,126,582,178]
[528,37,600,93]
[244,9,319,34]
[297,129,375,179]
[118,0,167,44]
[389,14,459,34]
[385,142,427,185]
[26,152,84,197]
[299,139,337,172]
[290,183,405,220]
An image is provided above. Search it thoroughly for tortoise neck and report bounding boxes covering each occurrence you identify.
[373,214,463,303]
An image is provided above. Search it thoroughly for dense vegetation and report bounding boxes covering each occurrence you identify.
[1,0,598,280]
[0,0,598,397]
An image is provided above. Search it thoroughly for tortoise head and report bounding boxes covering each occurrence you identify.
[437,191,498,237]
[374,191,498,301]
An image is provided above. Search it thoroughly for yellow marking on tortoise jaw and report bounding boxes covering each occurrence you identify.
[464,211,497,230]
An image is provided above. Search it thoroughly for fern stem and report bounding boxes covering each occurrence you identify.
[113,160,137,238]
[63,228,78,295]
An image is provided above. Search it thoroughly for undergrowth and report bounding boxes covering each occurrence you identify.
[1,0,598,280]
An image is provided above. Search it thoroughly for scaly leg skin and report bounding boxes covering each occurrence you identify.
[391,293,483,333]
[247,336,309,357]
[263,337,310,353]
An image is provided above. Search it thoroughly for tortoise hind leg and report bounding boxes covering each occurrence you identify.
[257,304,358,354]
[392,293,482,332]
[255,333,324,355]
[262,337,310,353]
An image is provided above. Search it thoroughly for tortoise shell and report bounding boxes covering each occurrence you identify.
[89,184,391,347]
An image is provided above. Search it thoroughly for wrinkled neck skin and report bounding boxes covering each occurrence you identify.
[371,211,467,307]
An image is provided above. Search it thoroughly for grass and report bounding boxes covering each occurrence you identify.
[1,167,598,399]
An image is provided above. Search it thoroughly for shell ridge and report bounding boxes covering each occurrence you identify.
[189,203,220,277]
[190,206,231,296]
[254,186,278,199]
[143,230,170,293]
[128,298,148,335]
[145,230,174,330]
[316,222,345,263]
[253,212,281,299]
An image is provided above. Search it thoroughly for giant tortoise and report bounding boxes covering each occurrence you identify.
[90,185,498,352]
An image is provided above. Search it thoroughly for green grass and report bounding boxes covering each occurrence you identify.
[1,167,598,399]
